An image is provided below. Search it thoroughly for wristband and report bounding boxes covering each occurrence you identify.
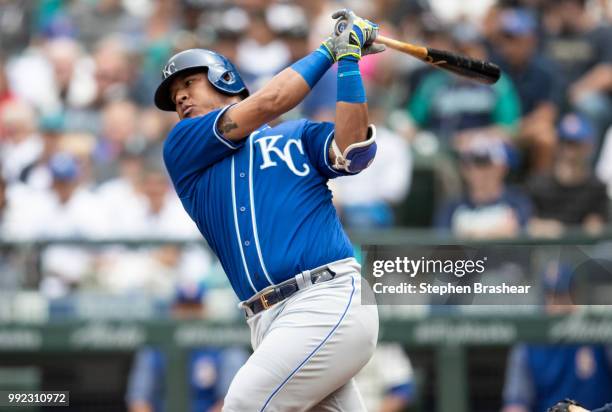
[337,58,366,103]
[290,48,334,89]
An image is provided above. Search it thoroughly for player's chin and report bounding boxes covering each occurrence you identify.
[183,109,204,119]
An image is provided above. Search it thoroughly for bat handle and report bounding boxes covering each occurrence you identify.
[375,35,428,59]
[333,22,425,60]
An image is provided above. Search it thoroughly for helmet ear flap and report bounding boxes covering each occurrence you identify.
[222,71,235,84]
[207,65,238,93]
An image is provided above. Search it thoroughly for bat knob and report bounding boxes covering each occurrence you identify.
[334,19,348,36]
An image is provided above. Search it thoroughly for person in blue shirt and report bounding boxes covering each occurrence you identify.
[492,7,559,173]
[502,263,612,412]
[153,9,381,412]
[434,136,532,238]
[126,282,249,412]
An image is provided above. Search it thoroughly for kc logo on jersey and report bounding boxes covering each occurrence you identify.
[256,135,310,177]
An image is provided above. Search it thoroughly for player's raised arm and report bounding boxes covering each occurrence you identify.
[218,30,340,140]
[329,10,384,174]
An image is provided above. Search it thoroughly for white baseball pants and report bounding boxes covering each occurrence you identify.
[223,258,379,412]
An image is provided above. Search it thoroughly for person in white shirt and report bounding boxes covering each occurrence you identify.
[355,343,416,412]
[331,124,412,228]
[0,100,43,183]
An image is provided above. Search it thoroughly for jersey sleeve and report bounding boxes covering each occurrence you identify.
[301,120,355,179]
[163,105,245,197]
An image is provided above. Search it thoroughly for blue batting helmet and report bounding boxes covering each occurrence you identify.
[154,49,249,111]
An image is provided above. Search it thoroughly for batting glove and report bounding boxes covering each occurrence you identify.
[333,9,385,60]
[322,9,385,62]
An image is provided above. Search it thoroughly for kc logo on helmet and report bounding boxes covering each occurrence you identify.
[163,61,177,79]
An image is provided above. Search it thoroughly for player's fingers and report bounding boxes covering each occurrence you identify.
[363,44,386,55]
[331,8,351,20]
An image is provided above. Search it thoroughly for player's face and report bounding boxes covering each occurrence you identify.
[170,72,237,120]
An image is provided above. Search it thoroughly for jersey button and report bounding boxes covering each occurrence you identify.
[240,206,246,212]
[244,240,250,246]
[239,172,246,178]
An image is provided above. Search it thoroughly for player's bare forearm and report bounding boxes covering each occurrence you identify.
[219,69,310,141]
[334,102,369,152]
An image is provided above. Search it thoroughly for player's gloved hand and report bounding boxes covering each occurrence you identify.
[332,9,385,58]
[322,9,385,62]
[547,399,590,412]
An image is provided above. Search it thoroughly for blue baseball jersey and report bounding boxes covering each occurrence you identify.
[526,345,612,411]
[504,344,612,412]
[163,105,355,301]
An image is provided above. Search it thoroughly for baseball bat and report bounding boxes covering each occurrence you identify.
[334,20,501,85]
[375,34,501,85]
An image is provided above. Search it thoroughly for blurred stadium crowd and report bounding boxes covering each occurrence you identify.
[0,0,609,303]
[0,1,611,411]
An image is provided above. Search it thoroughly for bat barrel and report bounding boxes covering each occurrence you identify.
[426,48,501,85]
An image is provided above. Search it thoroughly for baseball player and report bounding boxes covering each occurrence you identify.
[154,9,382,412]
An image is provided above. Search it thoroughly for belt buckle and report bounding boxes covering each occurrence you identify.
[260,289,274,310]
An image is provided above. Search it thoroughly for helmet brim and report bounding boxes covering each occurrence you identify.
[154,69,190,112]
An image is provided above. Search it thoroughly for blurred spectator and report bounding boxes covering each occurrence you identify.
[355,343,415,412]
[58,36,136,135]
[0,0,32,55]
[126,282,249,412]
[43,37,96,111]
[6,34,94,113]
[38,151,103,234]
[94,99,141,182]
[542,0,612,140]
[131,0,180,105]
[97,148,146,223]
[102,164,198,239]
[595,125,612,197]
[4,149,102,239]
[0,172,6,230]
[19,113,64,189]
[527,113,608,237]
[429,0,497,23]
[435,137,532,238]
[0,100,43,183]
[407,24,522,148]
[493,8,559,173]
[331,105,412,229]
[68,0,145,49]
[14,152,106,297]
[91,37,134,108]
[236,8,291,89]
[93,165,201,297]
[0,172,24,291]
[502,261,612,412]
[0,57,14,110]
[197,6,250,63]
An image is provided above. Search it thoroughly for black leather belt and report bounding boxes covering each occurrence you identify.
[245,267,337,316]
